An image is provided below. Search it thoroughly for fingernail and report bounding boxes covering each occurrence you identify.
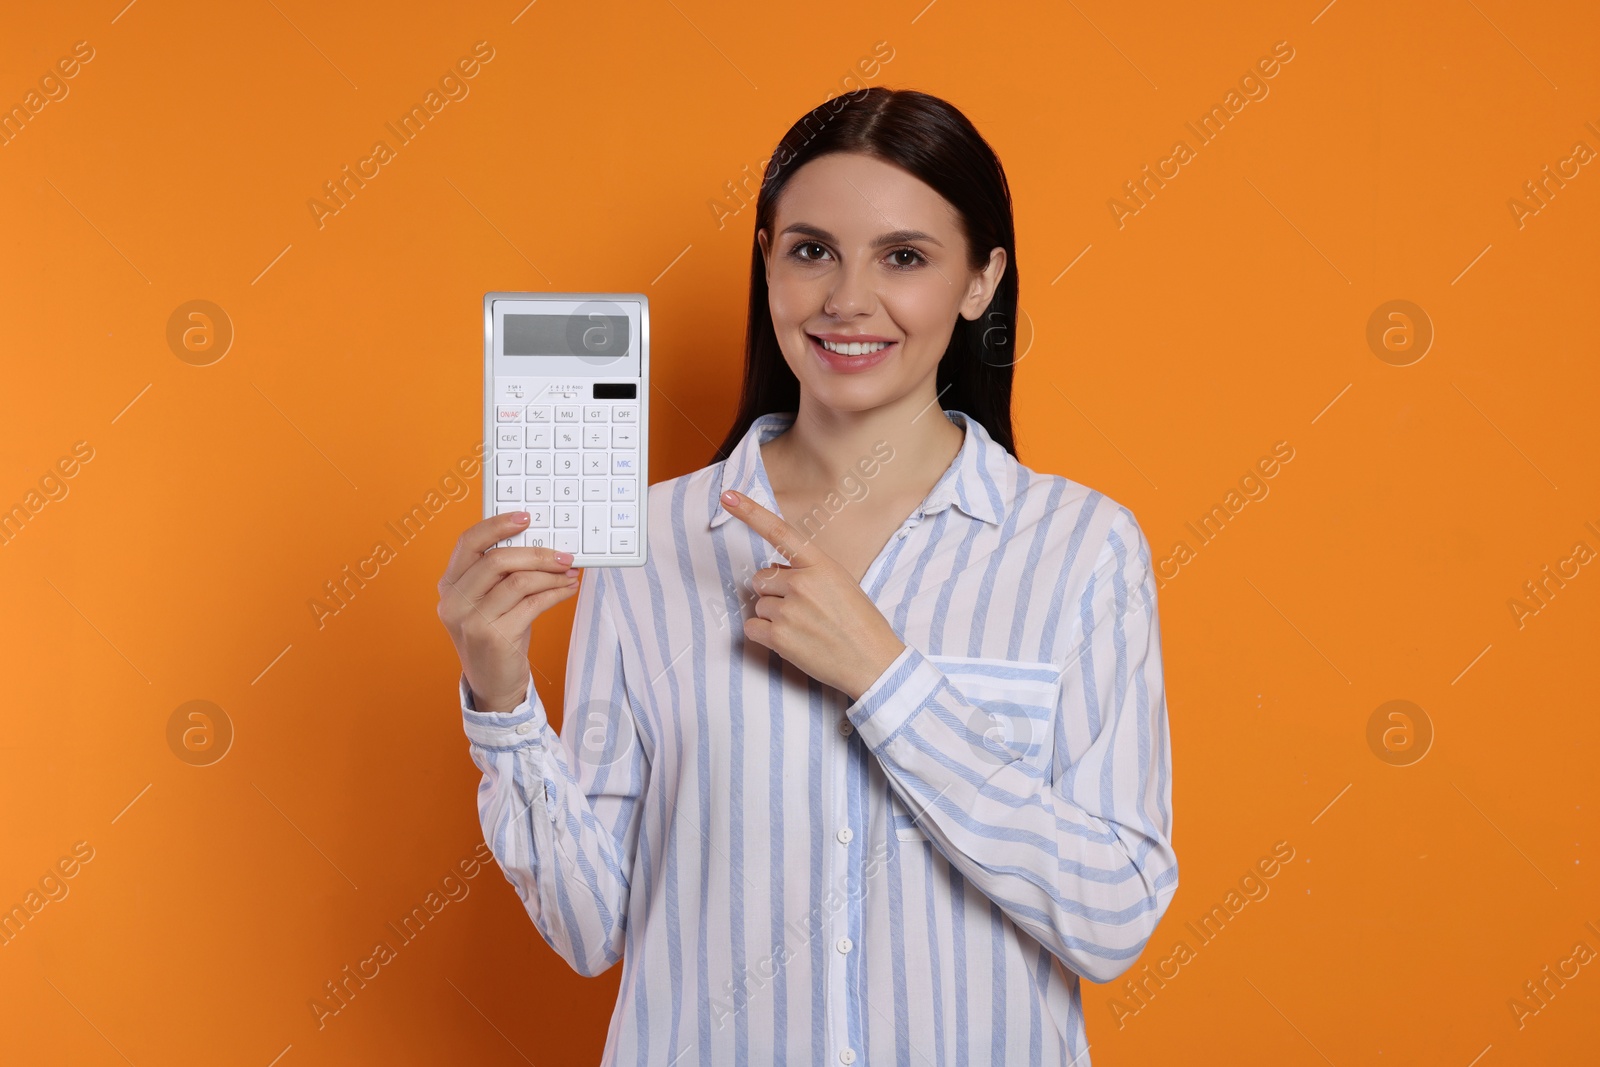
[565,567,580,577]
[555,550,574,564]
[722,490,740,506]
[513,511,529,523]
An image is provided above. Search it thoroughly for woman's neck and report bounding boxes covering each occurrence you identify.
[761,393,966,501]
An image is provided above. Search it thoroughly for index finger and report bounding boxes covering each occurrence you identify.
[442,512,570,586]
[720,490,813,566]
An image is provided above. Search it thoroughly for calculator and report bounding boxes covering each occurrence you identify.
[483,291,648,566]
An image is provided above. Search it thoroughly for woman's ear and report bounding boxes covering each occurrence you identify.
[757,228,773,282]
[959,246,1007,321]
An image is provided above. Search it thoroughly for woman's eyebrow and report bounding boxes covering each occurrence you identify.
[779,222,943,248]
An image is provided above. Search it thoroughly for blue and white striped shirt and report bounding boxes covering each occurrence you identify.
[459,408,1178,1066]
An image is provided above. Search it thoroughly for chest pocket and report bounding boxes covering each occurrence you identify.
[889,654,1064,841]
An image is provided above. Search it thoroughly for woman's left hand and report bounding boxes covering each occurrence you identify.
[721,489,907,701]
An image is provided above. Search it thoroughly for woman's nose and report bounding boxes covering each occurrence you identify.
[823,260,875,318]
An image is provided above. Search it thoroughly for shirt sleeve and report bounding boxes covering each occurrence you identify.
[459,567,649,978]
[844,511,1178,983]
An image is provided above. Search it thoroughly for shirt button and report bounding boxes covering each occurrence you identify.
[515,722,533,735]
[840,1049,857,1064]
[836,936,853,954]
[838,719,853,736]
[836,827,853,844]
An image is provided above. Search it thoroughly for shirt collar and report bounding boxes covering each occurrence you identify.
[708,408,1009,531]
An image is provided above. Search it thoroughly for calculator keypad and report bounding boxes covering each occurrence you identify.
[493,401,640,555]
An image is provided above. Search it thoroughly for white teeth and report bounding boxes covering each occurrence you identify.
[818,339,891,356]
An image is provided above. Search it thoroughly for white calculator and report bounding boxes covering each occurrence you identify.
[483,292,648,566]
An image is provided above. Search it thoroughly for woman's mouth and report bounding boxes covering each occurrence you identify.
[807,334,897,373]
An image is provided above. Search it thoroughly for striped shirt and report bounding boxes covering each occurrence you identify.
[459,408,1178,1066]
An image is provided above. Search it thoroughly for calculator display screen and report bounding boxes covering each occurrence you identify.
[504,314,630,358]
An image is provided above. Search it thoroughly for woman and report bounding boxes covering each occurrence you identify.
[437,87,1177,1066]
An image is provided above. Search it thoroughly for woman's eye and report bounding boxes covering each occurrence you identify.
[791,241,828,262]
[888,247,926,268]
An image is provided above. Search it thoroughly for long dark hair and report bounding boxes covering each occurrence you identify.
[710,86,1021,464]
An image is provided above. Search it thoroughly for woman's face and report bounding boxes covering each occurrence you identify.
[757,151,1005,414]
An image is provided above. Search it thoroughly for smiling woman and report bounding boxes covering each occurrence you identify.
[721,91,1020,468]
[441,86,1177,1067]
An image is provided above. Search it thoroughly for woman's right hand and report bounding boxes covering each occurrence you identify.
[437,511,582,714]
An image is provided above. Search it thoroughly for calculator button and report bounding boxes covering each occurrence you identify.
[555,478,579,502]
[555,454,579,476]
[555,404,580,422]
[496,453,521,475]
[582,479,608,501]
[496,426,523,449]
[611,479,636,502]
[527,505,551,527]
[583,453,608,475]
[497,405,523,423]
[528,426,552,449]
[613,406,637,422]
[583,506,610,554]
[583,425,608,448]
[528,406,553,424]
[612,454,638,475]
[496,479,521,502]
[611,504,636,527]
[584,405,608,422]
[526,453,550,476]
[554,505,579,528]
[610,426,637,448]
[555,530,579,554]
[525,479,552,502]
[555,427,580,449]
[527,529,554,549]
[610,530,637,554]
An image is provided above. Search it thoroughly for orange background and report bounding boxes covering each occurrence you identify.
[2,0,1597,1063]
